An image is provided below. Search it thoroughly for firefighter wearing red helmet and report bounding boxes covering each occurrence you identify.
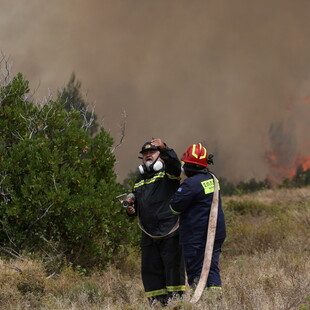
[170,143,226,297]
[181,143,208,168]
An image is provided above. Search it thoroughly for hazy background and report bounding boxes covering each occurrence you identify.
[1,0,310,183]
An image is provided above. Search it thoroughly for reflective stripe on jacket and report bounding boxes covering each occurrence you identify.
[133,147,181,237]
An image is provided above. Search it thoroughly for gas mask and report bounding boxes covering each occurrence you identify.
[139,156,164,174]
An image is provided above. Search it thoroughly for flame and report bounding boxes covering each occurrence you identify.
[264,152,310,186]
[263,97,310,186]
[264,151,296,179]
[295,155,310,171]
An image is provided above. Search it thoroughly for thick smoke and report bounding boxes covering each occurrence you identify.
[1,0,310,182]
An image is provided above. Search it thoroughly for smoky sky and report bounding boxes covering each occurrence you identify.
[1,0,310,183]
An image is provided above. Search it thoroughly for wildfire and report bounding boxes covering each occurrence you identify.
[264,151,296,180]
[263,119,310,186]
[295,155,310,172]
[264,152,310,186]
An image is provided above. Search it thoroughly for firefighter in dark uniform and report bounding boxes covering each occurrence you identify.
[170,143,226,295]
[126,138,185,306]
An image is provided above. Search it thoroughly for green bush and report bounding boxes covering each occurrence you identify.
[0,73,139,269]
[219,177,271,196]
[281,166,310,188]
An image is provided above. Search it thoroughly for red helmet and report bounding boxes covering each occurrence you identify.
[181,143,208,167]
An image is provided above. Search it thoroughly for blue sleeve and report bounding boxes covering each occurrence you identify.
[169,180,195,214]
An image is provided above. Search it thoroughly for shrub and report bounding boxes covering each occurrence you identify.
[16,271,45,296]
[68,280,103,303]
[219,177,271,196]
[224,199,280,217]
[0,72,139,269]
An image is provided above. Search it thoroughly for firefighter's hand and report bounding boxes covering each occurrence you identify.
[151,138,165,149]
[126,205,136,215]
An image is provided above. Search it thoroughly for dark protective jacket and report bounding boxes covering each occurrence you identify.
[133,147,181,238]
[169,171,226,245]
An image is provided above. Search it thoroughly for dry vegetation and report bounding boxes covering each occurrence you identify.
[0,187,309,310]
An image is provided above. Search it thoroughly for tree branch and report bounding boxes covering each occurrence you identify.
[112,110,127,153]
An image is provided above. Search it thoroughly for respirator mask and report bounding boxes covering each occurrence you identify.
[139,155,164,174]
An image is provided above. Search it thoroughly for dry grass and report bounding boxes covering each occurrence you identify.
[0,186,309,309]
[224,185,310,205]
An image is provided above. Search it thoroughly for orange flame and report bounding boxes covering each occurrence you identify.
[295,155,310,171]
[264,152,310,186]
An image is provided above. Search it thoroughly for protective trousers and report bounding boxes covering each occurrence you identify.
[141,234,186,306]
[183,238,225,288]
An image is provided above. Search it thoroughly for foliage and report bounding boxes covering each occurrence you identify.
[0,186,309,309]
[222,190,310,256]
[224,199,279,217]
[281,166,310,188]
[0,72,139,269]
[122,168,139,192]
[58,72,99,136]
[219,177,271,196]
[218,165,310,196]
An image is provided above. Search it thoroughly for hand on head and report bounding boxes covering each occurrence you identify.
[151,138,165,149]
